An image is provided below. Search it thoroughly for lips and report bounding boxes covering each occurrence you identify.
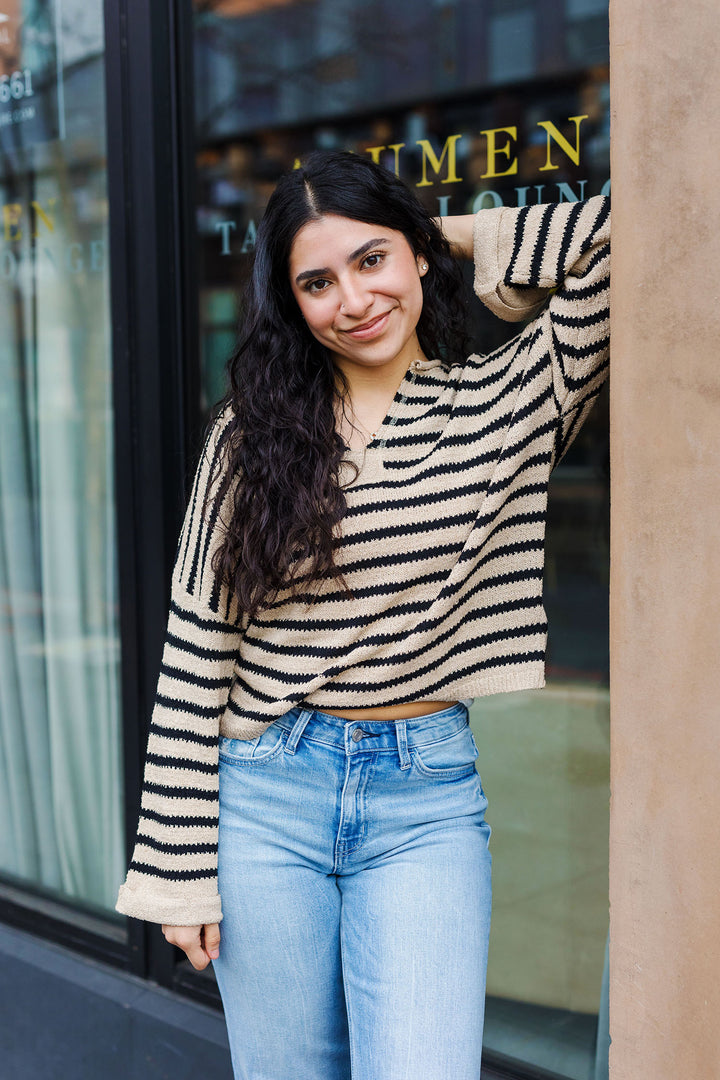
[340,310,392,341]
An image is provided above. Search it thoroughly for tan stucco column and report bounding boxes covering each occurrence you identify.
[608,1,720,1076]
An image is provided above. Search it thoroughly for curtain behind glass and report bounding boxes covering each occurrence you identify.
[0,4,123,912]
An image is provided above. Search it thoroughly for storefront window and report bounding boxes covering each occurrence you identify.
[0,0,123,916]
[191,2,609,1075]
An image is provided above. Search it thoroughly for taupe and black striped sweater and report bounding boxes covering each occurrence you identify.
[116,196,610,925]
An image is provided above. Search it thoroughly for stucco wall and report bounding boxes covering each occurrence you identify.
[609,1,720,1076]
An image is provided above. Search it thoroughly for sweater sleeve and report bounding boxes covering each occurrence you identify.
[115,408,241,926]
[472,196,610,452]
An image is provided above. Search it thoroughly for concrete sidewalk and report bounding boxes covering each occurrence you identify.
[0,923,233,1080]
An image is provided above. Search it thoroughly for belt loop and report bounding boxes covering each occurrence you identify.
[395,719,411,770]
[285,709,312,755]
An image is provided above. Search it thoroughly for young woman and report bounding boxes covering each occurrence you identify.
[116,150,610,1079]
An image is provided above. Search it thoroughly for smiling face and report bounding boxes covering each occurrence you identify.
[288,214,428,379]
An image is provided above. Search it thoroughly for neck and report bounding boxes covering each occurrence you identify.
[332,338,428,400]
[332,345,428,450]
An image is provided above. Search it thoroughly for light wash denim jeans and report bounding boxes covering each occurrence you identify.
[212,702,492,1080]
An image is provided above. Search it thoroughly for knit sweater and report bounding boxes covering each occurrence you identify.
[115,195,610,925]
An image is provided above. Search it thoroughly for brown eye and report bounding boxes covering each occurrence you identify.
[361,252,385,269]
[306,278,330,294]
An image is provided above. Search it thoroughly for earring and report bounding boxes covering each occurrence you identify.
[421,263,428,272]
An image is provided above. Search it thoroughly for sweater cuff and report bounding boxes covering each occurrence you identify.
[472,206,550,322]
[115,881,223,927]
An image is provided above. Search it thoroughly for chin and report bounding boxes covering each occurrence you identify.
[341,338,412,366]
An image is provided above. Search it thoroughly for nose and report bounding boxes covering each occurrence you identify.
[338,276,372,318]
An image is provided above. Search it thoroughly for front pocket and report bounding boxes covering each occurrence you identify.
[411,721,479,778]
[219,723,286,765]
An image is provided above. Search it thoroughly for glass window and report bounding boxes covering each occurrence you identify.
[0,0,123,917]
[489,5,536,85]
[191,3,609,1075]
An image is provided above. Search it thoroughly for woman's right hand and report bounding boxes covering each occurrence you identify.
[161,922,221,970]
[434,213,476,259]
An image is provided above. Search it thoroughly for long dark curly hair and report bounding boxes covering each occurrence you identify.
[210,150,469,617]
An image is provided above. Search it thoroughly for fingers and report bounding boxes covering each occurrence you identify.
[203,922,221,961]
[435,213,476,259]
[161,923,221,971]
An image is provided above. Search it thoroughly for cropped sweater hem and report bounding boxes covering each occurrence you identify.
[218,668,547,740]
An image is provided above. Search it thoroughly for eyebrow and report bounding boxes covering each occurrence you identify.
[294,237,390,284]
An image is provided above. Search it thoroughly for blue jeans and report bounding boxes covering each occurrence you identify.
[212,703,492,1080]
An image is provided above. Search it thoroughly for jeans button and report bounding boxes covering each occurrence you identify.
[351,728,364,742]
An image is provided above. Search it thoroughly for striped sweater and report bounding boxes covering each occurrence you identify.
[115,196,610,925]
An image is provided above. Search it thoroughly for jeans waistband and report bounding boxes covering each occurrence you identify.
[274,702,469,767]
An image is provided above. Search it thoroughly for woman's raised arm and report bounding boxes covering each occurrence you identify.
[471,196,610,460]
[444,197,610,465]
